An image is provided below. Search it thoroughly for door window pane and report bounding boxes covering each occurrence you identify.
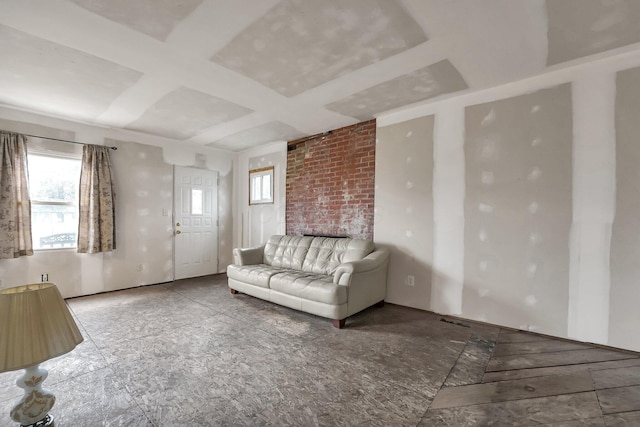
[191,189,203,214]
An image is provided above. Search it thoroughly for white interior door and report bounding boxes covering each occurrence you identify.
[174,166,218,280]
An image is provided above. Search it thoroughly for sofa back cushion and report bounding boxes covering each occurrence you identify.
[264,235,313,269]
[302,237,375,275]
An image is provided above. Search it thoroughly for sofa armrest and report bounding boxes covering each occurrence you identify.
[333,248,390,285]
[232,245,265,266]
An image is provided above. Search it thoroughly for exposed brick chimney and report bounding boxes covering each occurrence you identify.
[286,120,376,240]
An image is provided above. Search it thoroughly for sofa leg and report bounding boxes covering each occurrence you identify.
[230,288,238,295]
[332,319,346,329]
[375,300,385,308]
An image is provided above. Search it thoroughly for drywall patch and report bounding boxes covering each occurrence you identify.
[481,109,496,127]
[69,0,203,41]
[463,83,572,336]
[481,171,495,185]
[326,60,468,121]
[211,0,426,97]
[126,87,252,140]
[210,121,304,152]
[546,0,640,66]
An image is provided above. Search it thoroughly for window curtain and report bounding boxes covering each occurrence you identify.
[77,145,116,253]
[0,131,33,259]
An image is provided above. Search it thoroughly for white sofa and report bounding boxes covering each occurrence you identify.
[227,235,390,328]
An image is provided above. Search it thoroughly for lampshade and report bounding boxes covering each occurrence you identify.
[0,283,84,373]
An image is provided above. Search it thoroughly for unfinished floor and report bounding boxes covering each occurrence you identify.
[1,274,639,426]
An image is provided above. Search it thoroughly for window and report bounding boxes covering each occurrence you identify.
[191,189,203,214]
[28,154,82,249]
[249,166,274,205]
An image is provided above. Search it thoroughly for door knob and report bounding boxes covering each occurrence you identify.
[176,222,181,226]
[175,230,181,235]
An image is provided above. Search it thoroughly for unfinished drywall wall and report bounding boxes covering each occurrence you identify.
[217,171,234,272]
[374,116,434,310]
[610,66,640,349]
[463,84,573,335]
[0,108,235,298]
[286,120,376,240]
[375,43,640,351]
[233,141,287,251]
[102,138,174,292]
[0,121,173,297]
[247,151,286,246]
[567,71,616,345]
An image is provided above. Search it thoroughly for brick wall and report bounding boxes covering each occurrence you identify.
[286,119,376,240]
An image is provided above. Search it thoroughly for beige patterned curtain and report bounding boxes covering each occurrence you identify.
[77,145,116,253]
[0,132,33,259]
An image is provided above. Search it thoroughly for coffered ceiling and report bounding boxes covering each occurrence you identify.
[1,0,639,151]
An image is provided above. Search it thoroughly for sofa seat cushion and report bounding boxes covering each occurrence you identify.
[269,271,347,305]
[227,264,281,288]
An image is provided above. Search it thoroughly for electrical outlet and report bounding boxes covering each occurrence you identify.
[41,273,48,282]
[137,264,143,272]
[406,275,415,286]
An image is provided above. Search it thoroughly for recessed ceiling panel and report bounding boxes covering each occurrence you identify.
[208,122,305,151]
[326,60,468,121]
[126,87,253,140]
[212,0,427,97]
[0,25,142,121]
[69,0,203,41]
[547,0,640,65]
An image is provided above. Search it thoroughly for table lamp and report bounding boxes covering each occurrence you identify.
[0,283,84,427]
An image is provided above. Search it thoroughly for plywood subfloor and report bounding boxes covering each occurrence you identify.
[1,275,638,426]
[423,329,640,426]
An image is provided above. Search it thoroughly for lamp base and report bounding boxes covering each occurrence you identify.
[21,414,54,427]
[10,365,56,427]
